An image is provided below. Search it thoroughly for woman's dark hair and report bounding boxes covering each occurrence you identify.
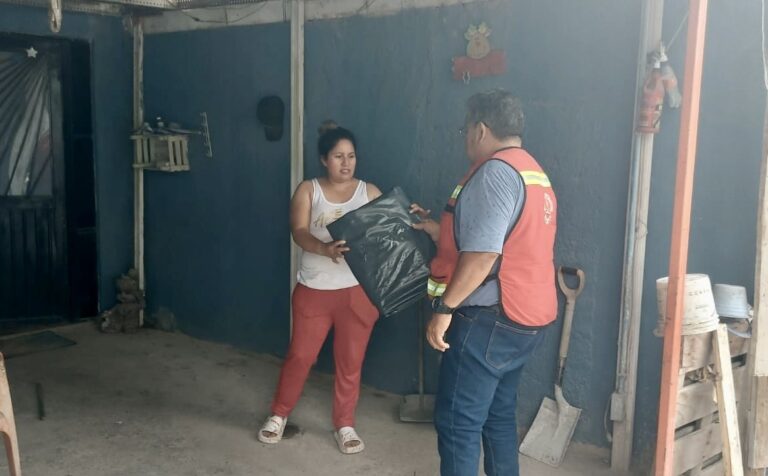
[317,120,357,159]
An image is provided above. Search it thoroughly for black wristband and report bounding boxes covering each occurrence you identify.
[431,296,455,315]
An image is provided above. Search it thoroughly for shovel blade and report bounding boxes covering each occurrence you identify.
[519,394,582,467]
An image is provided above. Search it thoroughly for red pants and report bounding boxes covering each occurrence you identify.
[271,284,379,429]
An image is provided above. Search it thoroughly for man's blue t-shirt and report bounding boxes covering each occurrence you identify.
[453,159,524,307]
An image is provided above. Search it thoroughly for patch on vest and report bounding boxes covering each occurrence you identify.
[544,193,554,225]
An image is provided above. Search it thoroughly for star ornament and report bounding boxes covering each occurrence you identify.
[26,47,38,59]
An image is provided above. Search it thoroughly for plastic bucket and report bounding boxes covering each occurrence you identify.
[712,284,750,319]
[655,274,719,336]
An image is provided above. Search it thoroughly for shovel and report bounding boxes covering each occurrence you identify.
[399,304,435,422]
[519,266,585,467]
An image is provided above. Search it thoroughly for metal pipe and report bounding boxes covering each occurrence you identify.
[289,0,304,337]
[654,1,709,474]
[611,1,664,470]
[132,17,146,326]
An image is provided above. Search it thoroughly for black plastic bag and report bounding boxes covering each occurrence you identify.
[327,187,433,317]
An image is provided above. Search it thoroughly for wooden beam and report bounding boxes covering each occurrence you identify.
[754,89,768,378]
[745,61,768,475]
[654,1,709,474]
[712,325,744,476]
[142,0,488,34]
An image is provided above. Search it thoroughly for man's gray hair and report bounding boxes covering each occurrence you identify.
[466,89,525,139]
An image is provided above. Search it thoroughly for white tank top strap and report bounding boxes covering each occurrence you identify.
[310,178,321,206]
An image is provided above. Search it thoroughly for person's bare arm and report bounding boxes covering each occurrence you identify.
[290,181,349,263]
[366,182,382,201]
[426,252,499,351]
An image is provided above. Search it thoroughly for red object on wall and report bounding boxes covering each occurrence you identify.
[452,50,507,82]
[636,67,665,133]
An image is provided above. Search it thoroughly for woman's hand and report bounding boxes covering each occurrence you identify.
[320,240,350,263]
[410,203,440,243]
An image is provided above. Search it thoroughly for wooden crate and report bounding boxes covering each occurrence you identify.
[673,330,748,475]
[131,134,190,172]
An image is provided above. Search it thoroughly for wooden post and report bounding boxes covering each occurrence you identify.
[654,1,709,475]
[289,0,305,336]
[744,74,768,475]
[611,0,665,470]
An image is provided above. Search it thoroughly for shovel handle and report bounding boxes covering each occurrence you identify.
[556,266,585,386]
[557,266,585,300]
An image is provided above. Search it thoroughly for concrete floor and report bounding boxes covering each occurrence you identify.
[1,323,625,476]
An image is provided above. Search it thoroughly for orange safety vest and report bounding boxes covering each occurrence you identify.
[427,147,558,327]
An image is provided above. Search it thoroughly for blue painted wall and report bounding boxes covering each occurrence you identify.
[0,5,134,310]
[301,0,642,450]
[142,0,766,465]
[143,0,642,450]
[143,23,292,355]
[633,0,767,465]
[0,0,762,468]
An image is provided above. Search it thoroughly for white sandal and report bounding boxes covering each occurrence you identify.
[334,426,365,454]
[258,415,287,444]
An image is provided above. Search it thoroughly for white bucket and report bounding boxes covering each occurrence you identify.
[712,284,751,319]
[655,274,719,336]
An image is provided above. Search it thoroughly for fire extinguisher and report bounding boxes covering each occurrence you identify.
[636,64,666,134]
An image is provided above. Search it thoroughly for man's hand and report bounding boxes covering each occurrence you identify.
[410,203,440,243]
[409,203,431,219]
[413,220,440,243]
[427,313,452,352]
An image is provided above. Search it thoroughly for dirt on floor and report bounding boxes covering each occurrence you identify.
[1,323,625,476]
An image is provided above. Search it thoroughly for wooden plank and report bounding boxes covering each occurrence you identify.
[700,459,724,476]
[745,53,768,474]
[676,365,746,428]
[682,333,712,372]
[730,333,750,359]
[754,73,768,379]
[674,420,722,475]
[713,325,745,476]
[746,375,768,469]
[682,333,749,372]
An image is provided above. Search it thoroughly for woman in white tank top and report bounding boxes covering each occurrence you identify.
[258,121,382,454]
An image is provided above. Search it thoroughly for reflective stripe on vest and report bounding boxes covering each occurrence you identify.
[427,278,447,297]
[519,171,551,188]
[426,148,558,327]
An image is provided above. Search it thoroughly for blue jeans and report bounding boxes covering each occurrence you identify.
[434,306,545,476]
